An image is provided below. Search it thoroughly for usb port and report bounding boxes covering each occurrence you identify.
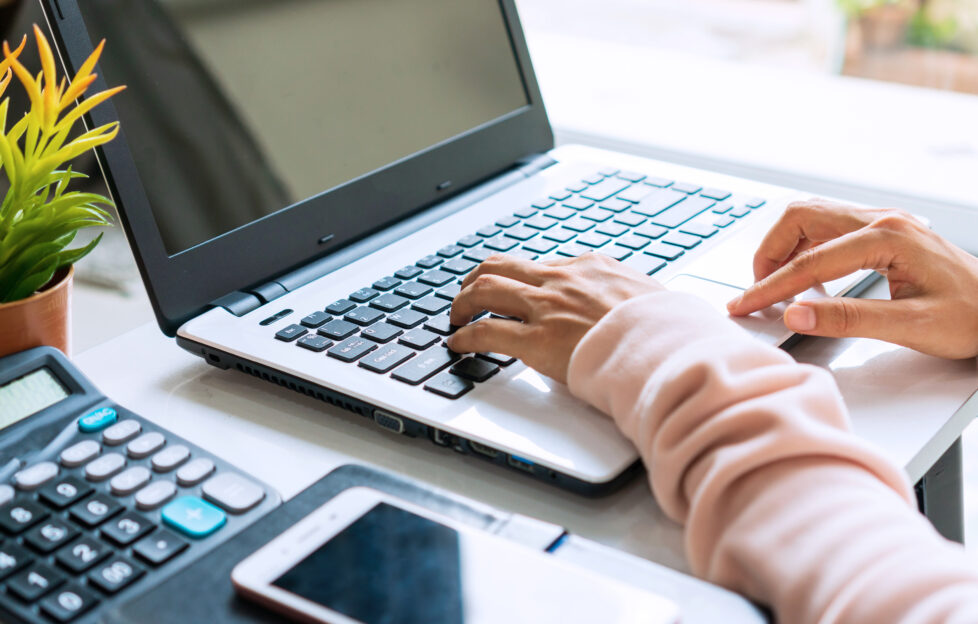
[470,441,500,459]
[373,410,404,434]
[508,455,534,473]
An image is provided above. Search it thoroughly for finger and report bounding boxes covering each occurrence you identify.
[446,317,531,357]
[450,273,536,325]
[782,298,916,344]
[460,253,548,291]
[729,228,892,315]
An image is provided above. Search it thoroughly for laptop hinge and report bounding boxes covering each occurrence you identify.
[516,153,557,177]
[212,291,263,317]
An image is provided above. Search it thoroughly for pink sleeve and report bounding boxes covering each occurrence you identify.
[567,291,978,623]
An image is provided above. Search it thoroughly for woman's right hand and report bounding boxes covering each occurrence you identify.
[726,199,978,359]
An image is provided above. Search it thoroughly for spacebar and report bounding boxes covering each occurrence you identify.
[650,197,715,228]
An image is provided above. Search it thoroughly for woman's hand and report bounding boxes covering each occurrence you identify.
[726,199,978,359]
[447,253,663,382]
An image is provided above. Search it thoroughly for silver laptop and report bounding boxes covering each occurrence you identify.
[44,0,871,495]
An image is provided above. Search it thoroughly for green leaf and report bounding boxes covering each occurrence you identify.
[2,257,58,303]
[54,232,102,271]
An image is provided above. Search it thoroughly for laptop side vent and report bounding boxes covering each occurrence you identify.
[233,362,368,416]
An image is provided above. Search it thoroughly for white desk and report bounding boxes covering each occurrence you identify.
[75,275,978,575]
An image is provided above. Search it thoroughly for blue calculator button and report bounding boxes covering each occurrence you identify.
[78,407,118,433]
[161,497,226,538]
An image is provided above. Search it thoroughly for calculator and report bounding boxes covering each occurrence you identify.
[0,347,281,623]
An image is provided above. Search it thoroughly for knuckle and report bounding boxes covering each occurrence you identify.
[472,274,497,292]
[834,300,860,334]
[791,248,819,273]
[871,211,916,234]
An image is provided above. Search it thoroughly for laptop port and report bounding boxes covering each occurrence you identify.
[430,428,455,447]
[508,454,535,473]
[469,441,500,459]
[373,410,404,434]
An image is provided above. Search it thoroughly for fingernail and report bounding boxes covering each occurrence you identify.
[784,305,816,331]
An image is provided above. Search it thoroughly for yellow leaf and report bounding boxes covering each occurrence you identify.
[54,85,125,133]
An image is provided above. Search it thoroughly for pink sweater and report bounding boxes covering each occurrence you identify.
[567,291,978,623]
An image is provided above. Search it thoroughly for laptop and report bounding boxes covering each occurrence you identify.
[42,0,873,495]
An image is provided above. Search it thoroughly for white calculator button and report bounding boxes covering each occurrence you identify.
[201,472,265,514]
[110,466,152,496]
[127,432,165,459]
[60,440,101,468]
[85,453,126,481]
[151,445,190,473]
[175,458,214,487]
[103,419,142,446]
[14,462,59,490]
[0,485,12,506]
[135,480,177,510]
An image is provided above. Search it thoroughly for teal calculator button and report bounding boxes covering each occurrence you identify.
[78,407,118,432]
[162,496,226,538]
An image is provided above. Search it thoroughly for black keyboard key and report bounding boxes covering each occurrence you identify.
[8,563,65,602]
[634,224,668,239]
[40,583,100,622]
[399,328,441,350]
[577,233,610,248]
[437,244,465,258]
[387,309,428,329]
[633,189,686,217]
[513,207,537,219]
[349,288,379,303]
[297,334,332,352]
[372,276,402,291]
[392,346,460,385]
[358,344,415,374]
[101,511,154,546]
[680,223,718,238]
[503,226,538,241]
[662,232,702,249]
[614,212,645,227]
[394,282,433,299]
[580,178,630,202]
[457,234,482,248]
[700,188,731,200]
[524,215,555,230]
[541,206,575,221]
[531,198,555,209]
[745,197,766,208]
[476,225,501,238]
[416,255,443,269]
[644,242,685,261]
[596,222,628,237]
[548,189,572,201]
[495,215,519,228]
[483,236,518,252]
[69,494,122,529]
[441,258,476,275]
[0,542,32,580]
[599,198,633,213]
[615,234,650,250]
[580,207,614,223]
[361,322,403,344]
[597,247,632,262]
[300,311,331,328]
[327,337,377,363]
[325,299,357,315]
[462,247,495,263]
[38,476,92,510]
[523,239,557,255]
[318,319,359,340]
[671,182,702,194]
[423,315,456,336]
[274,324,307,342]
[543,229,576,243]
[556,243,592,258]
[622,253,668,275]
[370,293,409,313]
[451,357,500,382]
[435,284,461,301]
[55,537,111,574]
[616,170,646,183]
[25,519,78,554]
[418,270,455,287]
[0,500,48,534]
[714,216,736,228]
[561,217,594,233]
[133,529,188,566]
[617,185,658,203]
[477,352,517,366]
[651,196,715,228]
[394,265,423,280]
[345,307,385,326]
[88,556,145,594]
[424,372,474,399]
[562,197,593,211]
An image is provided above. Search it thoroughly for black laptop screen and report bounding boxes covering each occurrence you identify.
[79,0,530,255]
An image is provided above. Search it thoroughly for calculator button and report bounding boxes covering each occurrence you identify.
[8,563,65,602]
[25,519,78,554]
[101,511,155,546]
[88,556,145,594]
[0,541,32,580]
[151,445,190,472]
[0,499,49,534]
[134,481,177,511]
[127,432,166,459]
[55,537,111,574]
[40,583,100,622]
[110,467,152,496]
[59,440,100,468]
[175,458,215,486]
[162,497,226,538]
[102,419,142,446]
[0,484,13,506]
[39,476,93,510]
[202,473,266,514]
[14,461,59,491]
[133,529,188,566]
[78,407,118,433]
[68,494,122,529]
[85,453,126,481]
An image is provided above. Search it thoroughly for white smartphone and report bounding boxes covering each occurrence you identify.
[231,487,680,624]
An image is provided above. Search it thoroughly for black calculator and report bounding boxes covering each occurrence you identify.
[0,347,281,623]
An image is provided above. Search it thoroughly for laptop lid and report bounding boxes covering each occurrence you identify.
[42,0,553,335]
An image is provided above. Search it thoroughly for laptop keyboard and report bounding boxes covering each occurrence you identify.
[268,167,766,400]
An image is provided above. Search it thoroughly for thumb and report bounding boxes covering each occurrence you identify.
[783,298,908,342]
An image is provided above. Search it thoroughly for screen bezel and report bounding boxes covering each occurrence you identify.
[42,0,554,335]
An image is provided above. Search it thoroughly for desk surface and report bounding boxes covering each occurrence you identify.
[75,279,978,574]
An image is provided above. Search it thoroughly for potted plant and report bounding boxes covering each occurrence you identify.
[839,0,919,51]
[0,25,123,357]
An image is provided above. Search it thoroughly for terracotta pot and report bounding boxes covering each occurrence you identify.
[859,5,915,50]
[0,265,73,358]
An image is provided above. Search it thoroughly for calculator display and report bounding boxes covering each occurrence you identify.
[0,367,69,429]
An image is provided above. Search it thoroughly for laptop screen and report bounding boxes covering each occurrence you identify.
[81,0,530,255]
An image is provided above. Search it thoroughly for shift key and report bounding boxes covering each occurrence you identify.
[391,346,461,385]
[650,196,716,229]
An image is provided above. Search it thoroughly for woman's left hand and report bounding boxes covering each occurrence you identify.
[447,253,663,383]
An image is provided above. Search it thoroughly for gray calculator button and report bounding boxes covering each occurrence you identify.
[134,481,177,510]
[151,445,190,473]
[175,458,215,487]
[85,453,126,482]
[60,440,101,468]
[103,420,142,446]
[201,472,265,514]
[110,467,152,496]
[127,432,165,459]
[0,484,13,506]
[14,462,59,491]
